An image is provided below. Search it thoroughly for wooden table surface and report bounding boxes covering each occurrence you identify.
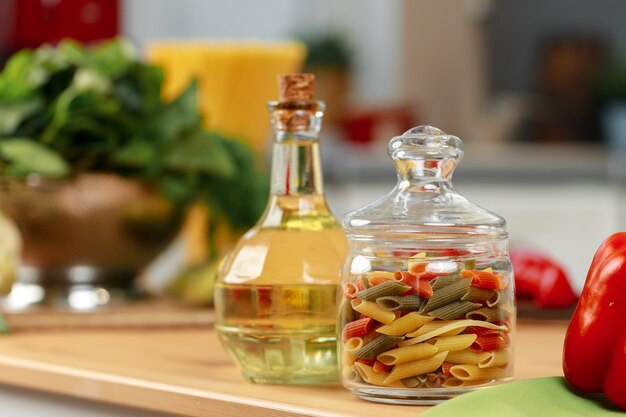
[0,320,567,417]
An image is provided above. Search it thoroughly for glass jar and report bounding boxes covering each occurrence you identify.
[215,74,345,384]
[339,126,515,404]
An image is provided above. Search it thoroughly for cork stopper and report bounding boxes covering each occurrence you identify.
[277,73,315,101]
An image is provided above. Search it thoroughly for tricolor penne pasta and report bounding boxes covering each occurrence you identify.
[340,253,514,391]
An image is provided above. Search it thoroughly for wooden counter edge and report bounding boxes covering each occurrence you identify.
[0,356,345,417]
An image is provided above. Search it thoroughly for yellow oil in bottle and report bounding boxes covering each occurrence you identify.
[215,193,345,384]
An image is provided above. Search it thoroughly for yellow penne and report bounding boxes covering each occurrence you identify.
[351,299,395,324]
[406,320,466,338]
[434,334,477,352]
[446,349,492,365]
[411,252,427,259]
[384,351,448,383]
[376,313,434,336]
[450,364,507,381]
[344,337,364,352]
[442,378,490,388]
[441,378,464,388]
[478,349,510,368]
[400,320,508,346]
[366,271,395,279]
[377,343,439,365]
[353,362,403,387]
[342,365,357,381]
[342,350,355,365]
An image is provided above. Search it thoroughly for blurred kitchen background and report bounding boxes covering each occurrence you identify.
[2,0,626,295]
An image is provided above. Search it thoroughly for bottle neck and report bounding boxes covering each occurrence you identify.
[270,138,323,196]
[268,100,325,196]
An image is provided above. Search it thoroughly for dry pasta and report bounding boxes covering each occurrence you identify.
[343,365,357,380]
[384,351,449,383]
[446,349,492,365]
[353,362,403,387]
[428,301,482,320]
[421,278,472,313]
[450,364,507,381]
[355,280,411,301]
[344,337,364,352]
[433,334,477,352]
[340,253,514,391]
[377,343,439,365]
[478,349,510,368]
[403,320,508,345]
[351,299,396,324]
[376,313,433,336]
[354,335,403,359]
[465,307,502,322]
[376,295,422,311]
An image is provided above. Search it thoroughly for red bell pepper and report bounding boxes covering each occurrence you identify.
[510,248,578,309]
[563,232,626,410]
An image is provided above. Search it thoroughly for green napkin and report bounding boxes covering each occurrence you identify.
[422,377,623,417]
[0,313,9,334]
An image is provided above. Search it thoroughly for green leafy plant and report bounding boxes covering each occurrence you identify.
[0,39,268,239]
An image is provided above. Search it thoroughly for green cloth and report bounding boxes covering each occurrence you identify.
[0,313,9,334]
[422,377,623,417]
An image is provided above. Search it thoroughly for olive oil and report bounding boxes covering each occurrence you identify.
[214,75,345,384]
[216,283,339,384]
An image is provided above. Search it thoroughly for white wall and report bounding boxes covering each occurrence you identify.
[121,0,404,103]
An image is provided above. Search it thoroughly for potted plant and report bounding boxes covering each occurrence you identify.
[0,39,267,309]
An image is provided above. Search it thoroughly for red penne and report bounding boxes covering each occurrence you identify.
[342,317,373,340]
[395,271,434,298]
[368,275,394,286]
[355,276,367,291]
[417,280,433,298]
[418,271,444,281]
[342,282,358,299]
[441,362,454,378]
[394,270,418,286]
[470,333,509,352]
[408,262,427,274]
[463,326,501,336]
[463,270,507,290]
[373,360,393,373]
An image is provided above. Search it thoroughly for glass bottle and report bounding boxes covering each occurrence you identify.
[339,126,515,404]
[215,74,345,384]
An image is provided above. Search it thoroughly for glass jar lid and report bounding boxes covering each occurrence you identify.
[342,125,507,240]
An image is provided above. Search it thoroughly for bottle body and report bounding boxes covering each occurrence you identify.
[215,85,345,384]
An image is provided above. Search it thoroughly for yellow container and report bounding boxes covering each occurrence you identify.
[146,41,306,156]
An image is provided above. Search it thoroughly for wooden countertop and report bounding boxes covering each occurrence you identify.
[0,320,566,417]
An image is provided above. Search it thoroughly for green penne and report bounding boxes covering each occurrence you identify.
[486,291,502,307]
[355,280,411,301]
[421,278,472,313]
[354,335,404,359]
[376,295,422,311]
[428,301,482,321]
[465,307,502,323]
[431,273,462,291]
[461,287,497,303]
